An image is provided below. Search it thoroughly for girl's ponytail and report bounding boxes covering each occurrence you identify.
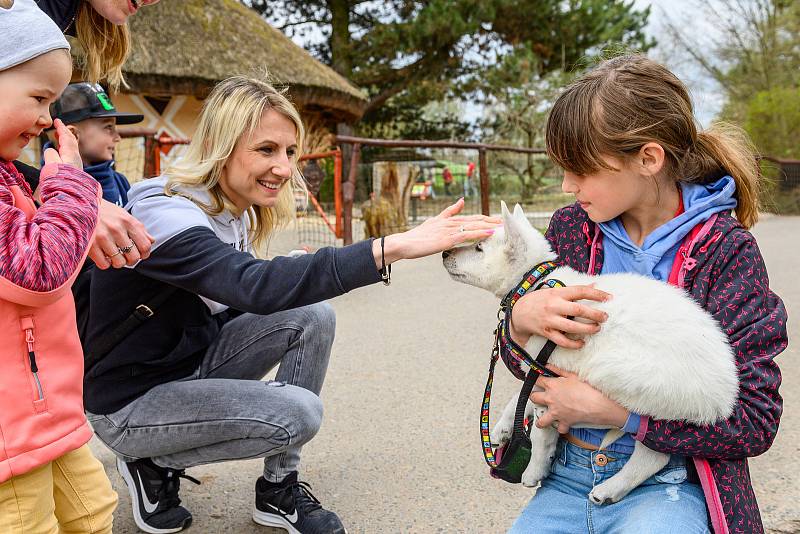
[683,122,760,229]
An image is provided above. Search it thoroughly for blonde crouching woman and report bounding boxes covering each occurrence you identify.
[82,75,497,534]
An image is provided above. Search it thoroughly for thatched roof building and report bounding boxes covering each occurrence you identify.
[121,0,367,124]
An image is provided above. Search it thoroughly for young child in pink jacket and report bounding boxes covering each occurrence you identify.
[0,1,117,532]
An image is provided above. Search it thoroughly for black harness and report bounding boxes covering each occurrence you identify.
[481,261,566,483]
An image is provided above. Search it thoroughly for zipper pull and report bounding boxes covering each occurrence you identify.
[699,232,723,254]
[24,328,38,372]
[582,221,591,242]
[25,328,34,350]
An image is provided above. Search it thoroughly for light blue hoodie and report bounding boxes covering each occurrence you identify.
[600,176,737,281]
[572,176,737,453]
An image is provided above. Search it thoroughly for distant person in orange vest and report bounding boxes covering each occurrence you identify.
[443,166,453,195]
[465,161,477,197]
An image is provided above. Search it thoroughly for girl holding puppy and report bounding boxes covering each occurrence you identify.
[507,55,787,534]
[0,1,117,532]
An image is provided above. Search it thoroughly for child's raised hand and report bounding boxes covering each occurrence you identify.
[43,119,83,169]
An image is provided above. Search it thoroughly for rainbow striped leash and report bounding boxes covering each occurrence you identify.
[482,261,565,470]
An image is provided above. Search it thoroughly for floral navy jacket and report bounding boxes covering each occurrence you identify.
[545,203,788,534]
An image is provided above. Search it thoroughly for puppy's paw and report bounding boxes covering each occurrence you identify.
[588,480,630,505]
[521,458,550,488]
[491,419,513,446]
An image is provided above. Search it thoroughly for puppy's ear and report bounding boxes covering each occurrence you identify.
[502,201,527,256]
[501,201,517,240]
[501,200,512,220]
[513,204,533,230]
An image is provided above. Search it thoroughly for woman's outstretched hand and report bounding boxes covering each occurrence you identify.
[372,198,501,267]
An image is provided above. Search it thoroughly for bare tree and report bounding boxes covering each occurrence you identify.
[662,0,797,116]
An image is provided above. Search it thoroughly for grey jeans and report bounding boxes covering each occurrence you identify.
[87,302,335,482]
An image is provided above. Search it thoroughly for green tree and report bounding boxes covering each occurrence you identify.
[744,87,800,158]
[485,0,653,82]
[245,0,492,116]
[243,0,653,137]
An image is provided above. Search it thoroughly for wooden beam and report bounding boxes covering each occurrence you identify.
[333,135,546,155]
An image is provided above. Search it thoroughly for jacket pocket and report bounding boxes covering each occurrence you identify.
[20,316,48,414]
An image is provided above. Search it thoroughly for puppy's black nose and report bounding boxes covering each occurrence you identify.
[442,250,452,259]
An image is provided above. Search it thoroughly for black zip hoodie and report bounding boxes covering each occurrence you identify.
[83,177,382,414]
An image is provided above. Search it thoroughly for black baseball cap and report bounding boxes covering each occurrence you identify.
[50,83,144,126]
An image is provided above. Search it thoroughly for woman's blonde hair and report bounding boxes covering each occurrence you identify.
[75,1,130,90]
[546,54,761,228]
[165,75,307,252]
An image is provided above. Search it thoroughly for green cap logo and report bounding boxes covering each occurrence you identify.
[96,92,115,111]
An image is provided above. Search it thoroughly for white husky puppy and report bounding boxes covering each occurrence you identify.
[442,202,738,504]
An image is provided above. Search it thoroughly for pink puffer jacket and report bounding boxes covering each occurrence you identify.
[0,161,99,483]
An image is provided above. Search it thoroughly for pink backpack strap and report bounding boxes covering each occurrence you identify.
[693,457,730,534]
[666,213,730,534]
[587,224,602,275]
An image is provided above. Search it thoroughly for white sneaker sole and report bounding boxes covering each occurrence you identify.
[252,508,349,534]
[116,458,186,534]
[252,507,302,533]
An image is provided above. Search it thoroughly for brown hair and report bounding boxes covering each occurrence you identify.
[74,1,130,90]
[546,55,760,228]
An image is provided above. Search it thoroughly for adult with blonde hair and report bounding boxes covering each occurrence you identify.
[8,0,162,274]
[36,0,160,89]
[83,75,498,534]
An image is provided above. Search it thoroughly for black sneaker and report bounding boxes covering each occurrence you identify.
[116,457,199,534]
[253,472,346,533]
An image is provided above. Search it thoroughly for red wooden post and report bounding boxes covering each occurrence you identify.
[333,150,343,239]
[143,135,158,178]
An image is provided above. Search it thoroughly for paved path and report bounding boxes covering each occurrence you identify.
[93,216,799,533]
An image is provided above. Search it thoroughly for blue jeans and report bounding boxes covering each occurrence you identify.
[508,440,710,534]
[87,303,335,483]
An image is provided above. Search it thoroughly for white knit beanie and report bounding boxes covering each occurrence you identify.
[0,0,70,71]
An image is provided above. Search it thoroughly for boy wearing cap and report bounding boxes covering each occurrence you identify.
[49,82,144,206]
